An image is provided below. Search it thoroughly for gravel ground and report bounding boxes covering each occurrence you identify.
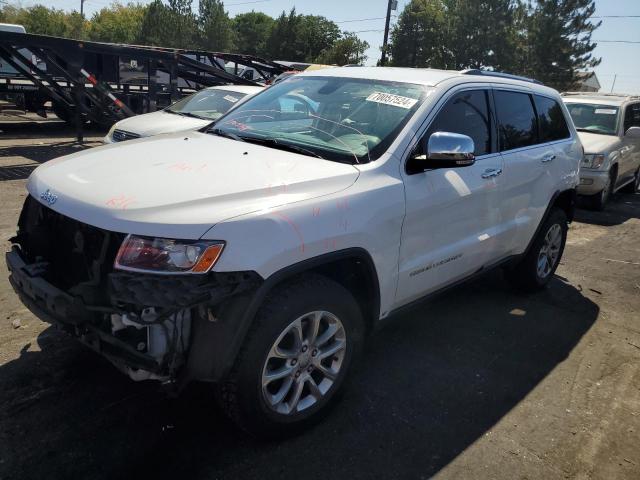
[0,119,639,480]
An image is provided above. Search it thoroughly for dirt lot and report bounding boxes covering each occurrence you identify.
[0,118,639,480]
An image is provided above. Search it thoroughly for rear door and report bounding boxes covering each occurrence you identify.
[493,89,571,255]
[395,87,506,307]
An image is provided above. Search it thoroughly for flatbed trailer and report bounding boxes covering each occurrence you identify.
[0,31,286,140]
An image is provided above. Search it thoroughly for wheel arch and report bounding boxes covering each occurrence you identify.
[522,188,575,258]
[249,248,381,334]
[186,248,381,383]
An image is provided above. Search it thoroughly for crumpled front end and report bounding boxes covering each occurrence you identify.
[6,195,261,385]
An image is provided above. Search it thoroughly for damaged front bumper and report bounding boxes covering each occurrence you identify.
[6,247,261,385]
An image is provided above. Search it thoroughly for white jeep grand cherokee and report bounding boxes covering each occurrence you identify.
[7,67,581,436]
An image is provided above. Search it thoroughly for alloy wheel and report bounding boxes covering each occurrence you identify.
[261,311,346,415]
[537,223,562,279]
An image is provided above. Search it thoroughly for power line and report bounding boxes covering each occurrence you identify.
[592,15,640,18]
[335,16,395,24]
[226,0,271,6]
[595,39,640,44]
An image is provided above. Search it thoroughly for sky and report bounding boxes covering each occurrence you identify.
[14,0,640,94]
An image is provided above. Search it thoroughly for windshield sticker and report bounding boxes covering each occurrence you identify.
[594,108,617,115]
[366,92,418,109]
[223,95,239,103]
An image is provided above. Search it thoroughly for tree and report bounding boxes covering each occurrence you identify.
[0,4,79,38]
[388,0,452,68]
[138,0,197,48]
[265,9,341,62]
[198,0,234,51]
[297,15,340,62]
[443,0,519,71]
[520,0,601,90]
[232,11,274,56]
[88,3,148,44]
[315,32,369,65]
[265,9,303,60]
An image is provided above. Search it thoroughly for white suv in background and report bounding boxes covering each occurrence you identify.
[103,85,263,143]
[7,67,581,436]
[562,92,640,210]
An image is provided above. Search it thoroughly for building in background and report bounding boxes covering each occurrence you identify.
[576,72,601,92]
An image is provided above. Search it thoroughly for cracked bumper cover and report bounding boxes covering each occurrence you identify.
[6,247,263,381]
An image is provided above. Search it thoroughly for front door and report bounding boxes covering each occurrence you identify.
[395,88,506,308]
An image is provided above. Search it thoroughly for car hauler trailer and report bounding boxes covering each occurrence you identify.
[0,30,286,141]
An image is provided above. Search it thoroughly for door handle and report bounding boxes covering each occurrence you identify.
[541,154,556,163]
[481,168,503,179]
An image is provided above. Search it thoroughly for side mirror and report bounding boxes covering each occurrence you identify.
[625,126,640,139]
[411,132,476,171]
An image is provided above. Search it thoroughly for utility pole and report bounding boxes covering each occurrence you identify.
[610,73,617,93]
[80,0,86,18]
[380,0,397,66]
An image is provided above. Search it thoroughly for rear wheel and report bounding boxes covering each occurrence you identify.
[219,274,364,437]
[506,208,568,292]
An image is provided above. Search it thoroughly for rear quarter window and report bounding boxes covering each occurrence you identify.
[494,90,537,151]
[534,95,570,142]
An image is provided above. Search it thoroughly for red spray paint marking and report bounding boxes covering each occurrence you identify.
[336,199,349,210]
[324,238,337,251]
[168,162,208,172]
[272,211,305,253]
[105,194,136,210]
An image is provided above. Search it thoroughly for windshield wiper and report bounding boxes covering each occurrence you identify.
[208,128,246,142]
[166,110,203,119]
[238,136,325,159]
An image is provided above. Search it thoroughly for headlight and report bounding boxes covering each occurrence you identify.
[114,235,224,274]
[107,123,117,139]
[582,153,605,169]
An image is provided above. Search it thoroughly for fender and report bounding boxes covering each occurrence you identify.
[185,247,380,383]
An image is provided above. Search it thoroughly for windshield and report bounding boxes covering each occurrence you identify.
[565,103,620,135]
[166,89,248,120]
[208,76,430,164]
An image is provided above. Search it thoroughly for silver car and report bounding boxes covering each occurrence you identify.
[563,92,640,210]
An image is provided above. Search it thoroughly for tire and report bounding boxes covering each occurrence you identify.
[621,168,640,194]
[219,274,364,438]
[506,208,568,292]
[588,169,614,211]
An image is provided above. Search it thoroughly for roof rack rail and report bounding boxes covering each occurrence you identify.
[561,91,640,100]
[460,69,543,85]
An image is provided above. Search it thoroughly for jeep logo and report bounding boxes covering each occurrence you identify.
[40,189,58,205]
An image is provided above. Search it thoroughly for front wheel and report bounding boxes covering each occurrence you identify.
[506,208,568,292]
[622,168,640,194]
[588,170,614,211]
[219,274,364,437]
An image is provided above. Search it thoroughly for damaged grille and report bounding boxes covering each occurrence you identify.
[14,195,124,296]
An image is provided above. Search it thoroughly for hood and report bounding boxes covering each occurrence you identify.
[28,131,360,239]
[113,110,211,137]
[576,131,621,154]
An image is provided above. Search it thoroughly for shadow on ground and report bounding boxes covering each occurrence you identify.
[0,117,107,140]
[575,192,640,226]
[0,270,598,479]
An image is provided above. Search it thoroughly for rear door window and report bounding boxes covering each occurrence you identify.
[494,90,538,151]
[534,95,570,142]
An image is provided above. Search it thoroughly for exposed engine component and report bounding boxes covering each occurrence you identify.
[109,308,191,381]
